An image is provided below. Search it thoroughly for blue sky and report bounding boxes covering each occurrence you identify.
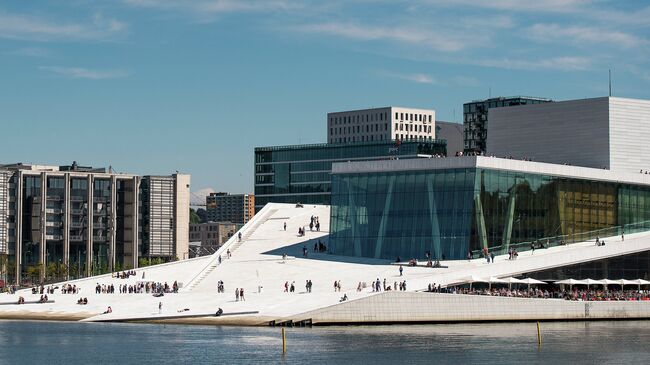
[1,0,649,200]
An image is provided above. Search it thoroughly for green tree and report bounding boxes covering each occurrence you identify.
[26,264,42,285]
[190,208,201,224]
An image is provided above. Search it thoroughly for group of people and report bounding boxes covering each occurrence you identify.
[38,294,49,303]
[439,286,650,301]
[113,270,138,279]
[216,280,225,293]
[313,240,327,253]
[333,280,342,292]
[309,216,321,232]
[507,248,519,260]
[61,284,80,294]
[234,287,245,301]
[76,297,88,305]
[284,281,296,292]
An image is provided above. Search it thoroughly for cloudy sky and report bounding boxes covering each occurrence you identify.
[1,0,648,198]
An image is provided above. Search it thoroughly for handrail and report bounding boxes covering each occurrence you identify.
[472,219,650,258]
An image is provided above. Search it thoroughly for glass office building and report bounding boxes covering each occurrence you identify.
[329,157,650,261]
[254,140,446,212]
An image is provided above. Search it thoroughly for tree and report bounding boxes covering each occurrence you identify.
[196,208,208,223]
[189,208,201,224]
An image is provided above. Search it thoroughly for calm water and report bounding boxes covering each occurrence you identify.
[1,320,649,364]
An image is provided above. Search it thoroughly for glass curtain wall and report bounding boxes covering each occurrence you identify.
[21,175,41,284]
[92,179,111,275]
[330,168,650,260]
[45,176,65,282]
[69,178,88,279]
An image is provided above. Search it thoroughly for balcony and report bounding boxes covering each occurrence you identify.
[46,234,63,240]
[70,235,85,242]
[93,236,107,242]
[70,196,86,202]
[70,221,86,229]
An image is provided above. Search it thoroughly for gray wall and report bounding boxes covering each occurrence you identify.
[435,121,463,156]
[487,97,610,169]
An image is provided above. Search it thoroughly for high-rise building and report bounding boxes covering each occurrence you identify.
[463,96,552,154]
[435,121,464,156]
[206,193,255,224]
[254,140,447,212]
[0,162,190,285]
[327,107,436,144]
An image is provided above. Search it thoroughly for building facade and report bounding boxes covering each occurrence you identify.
[329,156,650,261]
[487,97,650,173]
[0,163,190,285]
[327,107,436,144]
[464,96,552,154]
[206,193,255,224]
[189,221,241,247]
[254,140,447,212]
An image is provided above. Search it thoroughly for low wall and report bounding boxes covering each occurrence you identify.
[297,292,650,324]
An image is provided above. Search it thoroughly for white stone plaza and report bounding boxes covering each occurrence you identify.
[2,202,650,325]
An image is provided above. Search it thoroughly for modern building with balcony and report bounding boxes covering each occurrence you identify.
[206,192,255,224]
[0,162,190,285]
[254,140,447,212]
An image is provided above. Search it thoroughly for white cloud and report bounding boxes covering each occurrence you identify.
[38,66,130,79]
[527,23,648,48]
[294,22,469,52]
[472,56,592,71]
[427,0,595,13]
[0,11,126,41]
[8,47,51,57]
[379,70,438,84]
[124,0,299,14]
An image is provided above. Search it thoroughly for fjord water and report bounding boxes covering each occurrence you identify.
[1,320,648,364]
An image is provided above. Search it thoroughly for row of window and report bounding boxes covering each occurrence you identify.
[396,112,432,123]
[396,123,432,133]
[330,112,388,125]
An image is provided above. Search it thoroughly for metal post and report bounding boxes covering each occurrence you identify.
[281,327,286,354]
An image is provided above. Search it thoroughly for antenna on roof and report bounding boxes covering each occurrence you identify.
[608,69,612,97]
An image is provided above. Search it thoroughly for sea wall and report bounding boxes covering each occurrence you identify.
[296,292,650,324]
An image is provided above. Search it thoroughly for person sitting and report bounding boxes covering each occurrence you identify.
[339,294,348,302]
[77,298,84,305]
[103,306,112,314]
[83,297,88,305]
[17,296,25,304]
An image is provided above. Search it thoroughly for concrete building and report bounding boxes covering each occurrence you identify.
[206,193,255,224]
[487,97,650,173]
[327,107,435,144]
[0,162,190,285]
[464,96,552,154]
[435,121,464,156]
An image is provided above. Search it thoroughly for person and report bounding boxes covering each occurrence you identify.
[227,249,231,258]
[531,242,535,254]
[303,245,308,257]
[467,250,472,261]
[399,265,403,276]
[596,236,600,246]
[283,222,287,231]
[159,301,162,314]
[490,252,495,263]
[240,288,245,301]
[103,306,112,314]
[622,230,625,242]
[339,294,348,302]
[235,288,240,301]
[238,232,242,242]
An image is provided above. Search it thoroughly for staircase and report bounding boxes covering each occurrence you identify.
[183,206,279,291]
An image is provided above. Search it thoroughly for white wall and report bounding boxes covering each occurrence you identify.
[609,97,650,173]
[175,174,191,260]
[487,97,610,169]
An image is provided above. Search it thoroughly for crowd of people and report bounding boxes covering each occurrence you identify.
[428,284,650,301]
[113,270,138,279]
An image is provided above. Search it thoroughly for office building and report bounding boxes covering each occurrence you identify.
[463,96,552,154]
[0,162,190,285]
[206,193,255,224]
[254,140,447,212]
[327,107,435,144]
[487,97,650,173]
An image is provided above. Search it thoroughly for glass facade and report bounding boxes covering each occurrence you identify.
[463,96,551,154]
[330,167,650,261]
[254,140,447,212]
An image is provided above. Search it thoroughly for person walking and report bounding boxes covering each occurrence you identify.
[531,242,535,254]
[240,288,245,301]
[490,252,495,263]
[158,301,162,314]
[283,222,287,231]
[399,265,403,276]
[235,288,240,301]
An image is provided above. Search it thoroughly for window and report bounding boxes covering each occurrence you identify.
[395,123,398,130]
[400,113,404,120]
